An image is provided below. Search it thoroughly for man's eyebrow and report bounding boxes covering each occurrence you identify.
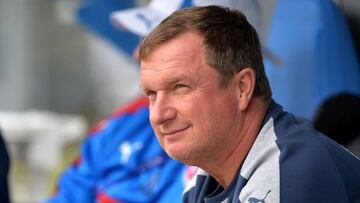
[140,73,191,93]
[164,74,189,85]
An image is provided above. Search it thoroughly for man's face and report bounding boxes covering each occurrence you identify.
[140,32,243,166]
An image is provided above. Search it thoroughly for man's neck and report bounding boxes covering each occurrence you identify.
[207,97,270,188]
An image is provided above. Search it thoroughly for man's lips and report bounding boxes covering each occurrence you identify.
[160,126,190,136]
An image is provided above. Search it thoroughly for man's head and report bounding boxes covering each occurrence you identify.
[140,5,271,100]
[139,6,271,169]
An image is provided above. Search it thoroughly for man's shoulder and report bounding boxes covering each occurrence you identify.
[272,110,360,170]
[241,103,360,202]
[268,108,360,201]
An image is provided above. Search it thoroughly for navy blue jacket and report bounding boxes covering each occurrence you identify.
[184,100,360,203]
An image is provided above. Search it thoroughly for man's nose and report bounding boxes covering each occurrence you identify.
[150,94,176,125]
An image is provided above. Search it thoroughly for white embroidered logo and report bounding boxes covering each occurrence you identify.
[119,141,143,164]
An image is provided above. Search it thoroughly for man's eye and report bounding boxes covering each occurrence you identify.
[174,84,189,89]
[174,84,190,94]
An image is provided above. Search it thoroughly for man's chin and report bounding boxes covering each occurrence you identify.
[165,145,196,165]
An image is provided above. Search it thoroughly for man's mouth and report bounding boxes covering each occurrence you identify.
[161,126,190,136]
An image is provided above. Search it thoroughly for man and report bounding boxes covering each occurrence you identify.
[48,1,246,202]
[139,5,360,202]
[46,1,196,202]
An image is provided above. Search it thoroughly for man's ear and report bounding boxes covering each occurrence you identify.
[233,68,256,111]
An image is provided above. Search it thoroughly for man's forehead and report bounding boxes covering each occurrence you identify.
[140,31,204,63]
[139,31,212,88]
[140,64,193,82]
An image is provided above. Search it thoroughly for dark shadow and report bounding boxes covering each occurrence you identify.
[313,93,360,146]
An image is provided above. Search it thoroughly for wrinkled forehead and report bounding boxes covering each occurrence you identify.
[139,29,206,61]
[141,31,205,64]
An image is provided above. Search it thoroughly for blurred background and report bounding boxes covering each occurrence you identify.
[0,0,142,202]
[0,0,359,202]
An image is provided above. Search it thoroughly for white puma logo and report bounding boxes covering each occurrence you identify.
[248,190,271,203]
